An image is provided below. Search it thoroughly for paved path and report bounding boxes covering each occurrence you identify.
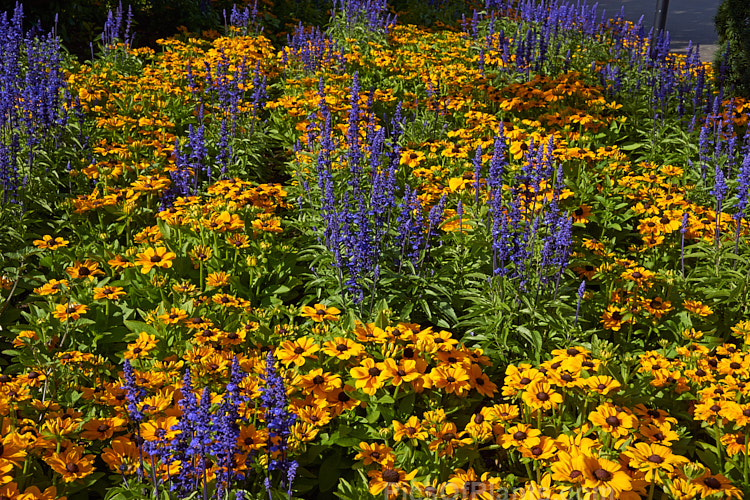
[592,0,722,61]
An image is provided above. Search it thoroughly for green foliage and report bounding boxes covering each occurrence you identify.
[715,0,750,97]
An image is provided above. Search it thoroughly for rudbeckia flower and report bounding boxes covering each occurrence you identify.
[134,247,176,273]
[34,279,68,296]
[276,337,319,367]
[322,337,364,360]
[393,416,428,442]
[300,303,341,322]
[582,456,632,498]
[33,235,69,250]
[93,285,126,301]
[522,381,563,411]
[499,423,542,449]
[52,302,88,322]
[691,470,742,499]
[683,299,713,317]
[66,259,105,281]
[367,463,417,497]
[588,404,638,438]
[355,442,394,466]
[351,358,387,395]
[44,445,96,482]
[622,442,688,481]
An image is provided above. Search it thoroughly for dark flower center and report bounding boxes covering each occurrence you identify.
[536,392,550,401]
[97,424,109,433]
[647,454,664,463]
[67,463,80,473]
[312,375,324,385]
[703,477,721,489]
[150,255,162,263]
[368,367,381,377]
[513,431,527,441]
[593,468,612,481]
[382,469,400,483]
[294,347,305,354]
[605,416,620,427]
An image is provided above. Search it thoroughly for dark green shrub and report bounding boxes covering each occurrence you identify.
[715,0,750,97]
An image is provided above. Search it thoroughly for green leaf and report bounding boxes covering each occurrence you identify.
[318,452,343,491]
[123,320,160,339]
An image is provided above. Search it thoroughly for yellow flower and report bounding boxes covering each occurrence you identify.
[276,337,319,367]
[355,442,394,466]
[522,381,563,411]
[33,234,69,250]
[134,247,176,273]
[93,285,126,301]
[66,259,104,280]
[582,456,631,498]
[350,358,387,395]
[206,271,231,287]
[300,303,341,322]
[44,445,96,482]
[683,299,713,316]
[34,279,69,296]
[52,302,88,322]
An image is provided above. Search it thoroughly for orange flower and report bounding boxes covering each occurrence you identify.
[44,445,95,482]
[430,365,471,395]
[351,358,387,395]
[276,337,319,367]
[321,337,364,360]
[300,303,341,322]
[52,302,88,322]
[355,442,394,466]
[33,235,69,250]
[683,299,713,316]
[34,279,68,296]
[0,432,27,467]
[93,285,126,301]
[522,381,563,411]
[251,217,282,233]
[157,307,188,325]
[134,247,176,273]
[80,417,126,440]
[66,259,104,280]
